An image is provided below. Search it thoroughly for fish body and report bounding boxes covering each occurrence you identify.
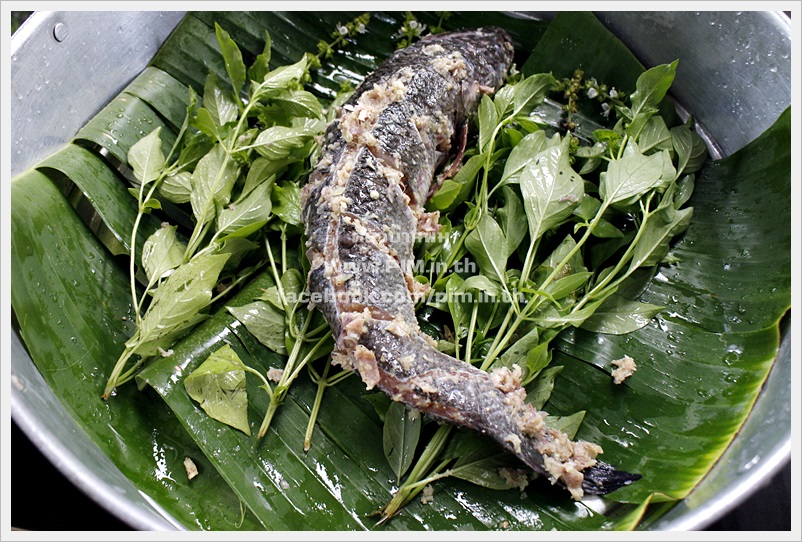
[301,27,639,499]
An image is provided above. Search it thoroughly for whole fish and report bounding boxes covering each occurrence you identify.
[301,27,639,500]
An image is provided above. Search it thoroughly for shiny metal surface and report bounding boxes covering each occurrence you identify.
[596,11,792,156]
[10,11,791,531]
[10,11,186,177]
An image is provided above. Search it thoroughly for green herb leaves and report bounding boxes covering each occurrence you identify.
[519,135,583,243]
[383,402,422,482]
[103,25,326,399]
[185,344,252,435]
[128,127,166,186]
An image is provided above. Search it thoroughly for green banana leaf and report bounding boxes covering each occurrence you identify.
[10,10,790,532]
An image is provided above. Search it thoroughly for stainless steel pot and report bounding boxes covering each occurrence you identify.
[10,10,791,530]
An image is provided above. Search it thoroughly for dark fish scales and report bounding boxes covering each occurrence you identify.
[301,28,639,499]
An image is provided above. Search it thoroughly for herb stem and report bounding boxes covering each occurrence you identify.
[257,399,281,439]
[483,305,514,369]
[257,314,316,438]
[482,300,499,338]
[465,301,478,364]
[103,340,141,399]
[243,365,272,392]
[184,91,265,261]
[304,359,331,452]
[209,261,267,305]
[573,199,654,312]
[433,231,467,286]
[266,236,288,312]
[520,237,541,284]
[280,224,288,276]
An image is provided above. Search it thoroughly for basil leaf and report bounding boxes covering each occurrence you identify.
[446,273,467,332]
[519,135,584,244]
[450,454,515,491]
[216,180,273,236]
[580,294,664,335]
[628,206,694,270]
[545,411,586,440]
[546,272,592,300]
[135,252,230,356]
[203,72,238,127]
[591,218,624,240]
[127,127,165,186]
[512,73,557,117]
[257,285,283,312]
[382,402,422,482]
[190,144,240,225]
[460,275,501,299]
[496,186,528,258]
[271,181,303,226]
[227,300,287,355]
[253,123,318,161]
[192,108,223,141]
[248,30,272,84]
[141,198,162,213]
[266,89,324,120]
[626,60,678,139]
[493,83,516,117]
[214,22,247,100]
[215,237,259,271]
[495,327,538,372]
[574,141,606,159]
[477,94,498,152]
[674,174,695,210]
[141,225,185,283]
[533,297,606,329]
[545,234,587,276]
[260,55,308,90]
[600,143,669,205]
[442,431,517,490]
[637,115,672,153]
[429,153,486,212]
[281,268,304,314]
[465,213,508,283]
[671,121,708,177]
[525,340,552,380]
[500,131,551,186]
[362,392,391,423]
[158,171,192,204]
[184,343,251,436]
[242,156,287,198]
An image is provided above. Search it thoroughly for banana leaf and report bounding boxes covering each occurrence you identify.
[10,10,790,532]
[37,144,161,262]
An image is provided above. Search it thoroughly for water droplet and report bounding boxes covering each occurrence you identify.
[739,454,761,472]
[723,345,742,365]
[53,22,68,42]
